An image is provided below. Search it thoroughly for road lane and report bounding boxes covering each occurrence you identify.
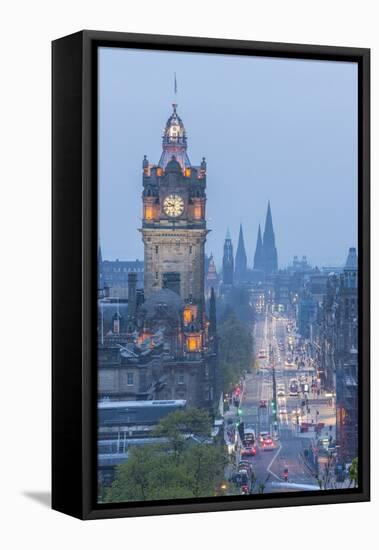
[239,312,320,493]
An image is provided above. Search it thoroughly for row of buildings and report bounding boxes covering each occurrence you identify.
[304,248,358,463]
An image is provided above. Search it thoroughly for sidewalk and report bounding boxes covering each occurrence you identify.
[223,378,247,484]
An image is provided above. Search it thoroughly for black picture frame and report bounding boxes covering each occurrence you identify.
[52,30,370,520]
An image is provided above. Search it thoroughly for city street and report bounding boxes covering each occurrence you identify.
[235,312,338,493]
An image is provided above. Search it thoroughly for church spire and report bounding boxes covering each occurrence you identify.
[262,201,278,275]
[263,201,274,245]
[235,224,247,283]
[222,229,234,286]
[253,224,263,271]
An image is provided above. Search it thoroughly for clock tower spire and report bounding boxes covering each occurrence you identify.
[140,103,209,325]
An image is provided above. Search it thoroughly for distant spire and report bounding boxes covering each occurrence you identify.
[207,253,218,276]
[344,247,357,271]
[235,224,247,283]
[253,224,263,271]
[263,201,274,244]
[206,252,218,290]
[174,72,177,95]
[98,240,103,263]
[262,201,278,275]
[223,230,234,285]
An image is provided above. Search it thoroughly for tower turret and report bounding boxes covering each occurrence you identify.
[158,104,191,170]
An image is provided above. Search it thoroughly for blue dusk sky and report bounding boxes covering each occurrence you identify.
[99,47,358,269]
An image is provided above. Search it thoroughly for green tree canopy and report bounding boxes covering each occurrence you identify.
[153,407,212,461]
[219,287,255,325]
[218,312,253,391]
[349,458,358,487]
[104,408,228,503]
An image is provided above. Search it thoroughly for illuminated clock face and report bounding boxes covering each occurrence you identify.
[163,194,184,217]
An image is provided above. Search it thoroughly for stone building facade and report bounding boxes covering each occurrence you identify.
[98,102,218,411]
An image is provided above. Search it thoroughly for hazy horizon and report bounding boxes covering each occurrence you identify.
[99,47,358,270]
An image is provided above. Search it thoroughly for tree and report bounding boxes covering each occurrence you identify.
[218,312,253,391]
[219,287,255,325]
[183,444,226,498]
[105,445,159,502]
[153,407,212,462]
[349,458,358,487]
[105,408,228,503]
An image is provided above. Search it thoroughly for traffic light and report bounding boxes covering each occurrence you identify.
[271,399,276,413]
[238,421,245,441]
[238,407,243,416]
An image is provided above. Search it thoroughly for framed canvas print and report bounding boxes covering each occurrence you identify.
[52,31,370,519]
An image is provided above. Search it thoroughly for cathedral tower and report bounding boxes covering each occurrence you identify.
[253,224,263,271]
[262,201,278,275]
[235,224,247,283]
[140,103,208,322]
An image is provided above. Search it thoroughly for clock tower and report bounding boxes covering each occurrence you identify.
[140,103,208,323]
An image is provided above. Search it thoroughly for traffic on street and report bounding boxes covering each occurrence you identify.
[224,310,339,495]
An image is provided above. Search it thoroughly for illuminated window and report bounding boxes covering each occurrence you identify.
[183,307,192,324]
[185,168,191,177]
[183,305,197,325]
[193,205,202,220]
[186,335,201,352]
[144,205,154,220]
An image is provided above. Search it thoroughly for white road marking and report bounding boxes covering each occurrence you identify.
[266,443,282,481]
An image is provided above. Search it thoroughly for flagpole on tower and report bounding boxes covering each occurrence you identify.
[173,72,178,110]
